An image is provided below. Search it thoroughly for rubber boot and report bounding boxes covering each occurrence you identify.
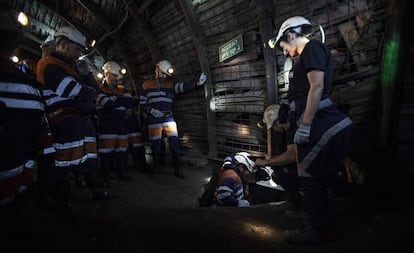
[100,158,112,187]
[117,156,131,181]
[133,147,148,173]
[138,147,149,172]
[72,167,86,189]
[84,169,117,202]
[55,176,72,211]
[152,153,162,175]
[130,146,139,171]
[172,153,186,179]
[36,154,54,209]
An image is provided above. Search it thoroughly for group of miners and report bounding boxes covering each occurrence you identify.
[1,9,353,245]
[0,13,206,212]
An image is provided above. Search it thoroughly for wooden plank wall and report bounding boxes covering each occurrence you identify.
[189,0,389,160]
[195,0,267,158]
[148,0,209,155]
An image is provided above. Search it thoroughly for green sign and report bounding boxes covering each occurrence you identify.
[219,34,243,62]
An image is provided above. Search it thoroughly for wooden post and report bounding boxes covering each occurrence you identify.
[380,0,408,151]
[179,0,217,158]
[255,0,278,106]
[256,0,277,160]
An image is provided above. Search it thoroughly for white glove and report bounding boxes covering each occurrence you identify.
[238,199,250,207]
[197,72,207,86]
[294,123,311,145]
[150,108,164,118]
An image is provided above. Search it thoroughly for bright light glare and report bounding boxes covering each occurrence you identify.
[96,73,104,79]
[238,125,250,135]
[203,176,211,183]
[11,56,19,63]
[209,100,216,111]
[17,12,29,26]
[90,39,96,47]
[121,68,127,75]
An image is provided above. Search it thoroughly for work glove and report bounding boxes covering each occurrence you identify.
[109,95,118,101]
[238,199,250,207]
[294,123,311,145]
[197,72,207,86]
[74,60,92,76]
[150,108,164,118]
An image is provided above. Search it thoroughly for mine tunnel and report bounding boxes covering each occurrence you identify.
[0,0,413,252]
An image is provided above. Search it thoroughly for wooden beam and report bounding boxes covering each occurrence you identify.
[36,0,106,58]
[128,3,162,62]
[75,0,137,91]
[18,43,41,57]
[23,31,43,44]
[255,0,277,106]
[136,0,156,14]
[380,0,409,151]
[179,0,217,158]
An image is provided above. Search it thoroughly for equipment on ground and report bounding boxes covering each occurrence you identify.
[255,166,285,191]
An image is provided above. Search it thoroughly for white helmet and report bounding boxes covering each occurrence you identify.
[102,61,122,76]
[263,104,280,129]
[156,60,174,75]
[54,26,86,48]
[268,16,311,49]
[234,152,255,173]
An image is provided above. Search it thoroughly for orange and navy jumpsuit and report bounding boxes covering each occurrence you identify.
[0,60,44,205]
[139,78,198,162]
[96,81,134,179]
[215,156,249,207]
[36,51,99,205]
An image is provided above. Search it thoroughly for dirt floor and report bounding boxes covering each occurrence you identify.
[1,153,414,253]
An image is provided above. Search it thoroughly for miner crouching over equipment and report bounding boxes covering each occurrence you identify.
[36,26,113,210]
[139,60,207,178]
